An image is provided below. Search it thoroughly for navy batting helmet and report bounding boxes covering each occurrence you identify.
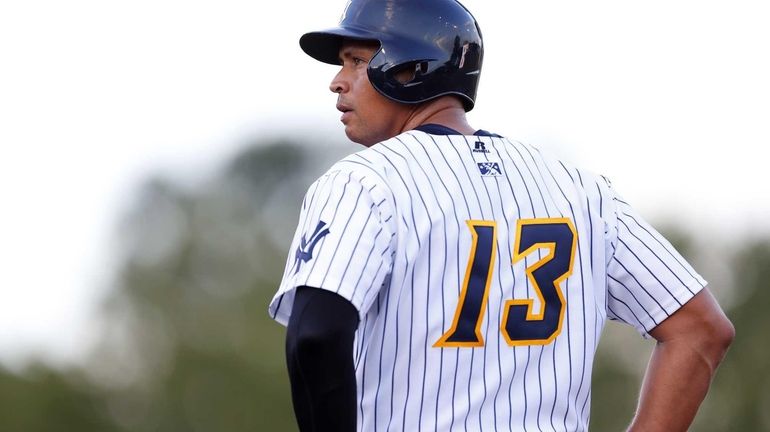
[299,0,483,111]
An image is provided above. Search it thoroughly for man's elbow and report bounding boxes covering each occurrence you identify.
[710,315,735,362]
[287,324,341,365]
[671,288,736,370]
[693,312,735,374]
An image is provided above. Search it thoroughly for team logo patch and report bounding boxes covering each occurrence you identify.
[293,220,330,274]
[477,162,502,177]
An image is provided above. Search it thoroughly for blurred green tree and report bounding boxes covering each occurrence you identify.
[690,240,770,431]
[0,364,119,432]
[81,139,354,431]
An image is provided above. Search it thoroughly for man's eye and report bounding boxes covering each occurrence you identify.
[353,58,366,66]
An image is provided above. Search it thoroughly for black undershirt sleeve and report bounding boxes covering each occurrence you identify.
[286,286,359,432]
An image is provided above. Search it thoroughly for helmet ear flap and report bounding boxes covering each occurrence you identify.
[373,60,428,99]
[386,61,427,85]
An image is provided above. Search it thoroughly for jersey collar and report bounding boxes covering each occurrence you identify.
[413,123,501,138]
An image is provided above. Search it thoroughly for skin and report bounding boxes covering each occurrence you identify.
[327,38,735,431]
[628,288,734,431]
[330,40,474,146]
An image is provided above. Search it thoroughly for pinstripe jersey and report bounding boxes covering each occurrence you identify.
[269,127,706,431]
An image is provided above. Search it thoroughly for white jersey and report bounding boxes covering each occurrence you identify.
[269,128,705,431]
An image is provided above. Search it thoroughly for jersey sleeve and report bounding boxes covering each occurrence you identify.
[268,166,396,326]
[603,180,707,338]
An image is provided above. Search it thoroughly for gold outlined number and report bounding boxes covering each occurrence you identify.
[435,218,576,348]
[434,220,497,347]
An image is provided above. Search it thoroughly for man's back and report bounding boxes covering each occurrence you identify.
[271,127,705,431]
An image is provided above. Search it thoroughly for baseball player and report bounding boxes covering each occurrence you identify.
[268,0,734,431]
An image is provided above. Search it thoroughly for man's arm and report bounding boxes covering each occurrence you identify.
[627,288,735,432]
[285,286,359,432]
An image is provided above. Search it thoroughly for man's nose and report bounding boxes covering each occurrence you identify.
[329,69,348,94]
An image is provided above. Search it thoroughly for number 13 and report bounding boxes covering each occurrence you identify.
[434,218,577,348]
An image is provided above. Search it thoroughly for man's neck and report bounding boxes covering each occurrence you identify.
[399,96,475,135]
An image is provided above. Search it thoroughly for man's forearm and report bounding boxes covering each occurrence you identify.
[628,290,734,432]
[286,287,359,432]
[628,339,717,431]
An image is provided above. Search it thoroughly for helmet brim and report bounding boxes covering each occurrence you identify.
[299,27,382,65]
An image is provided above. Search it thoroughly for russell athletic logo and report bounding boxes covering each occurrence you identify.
[294,220,331,274]
[472,141,490,154]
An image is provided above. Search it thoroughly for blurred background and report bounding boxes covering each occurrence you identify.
[1,0,768,430]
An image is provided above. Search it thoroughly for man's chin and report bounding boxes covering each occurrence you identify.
[344,128,376,147]
[345,126,396,148]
